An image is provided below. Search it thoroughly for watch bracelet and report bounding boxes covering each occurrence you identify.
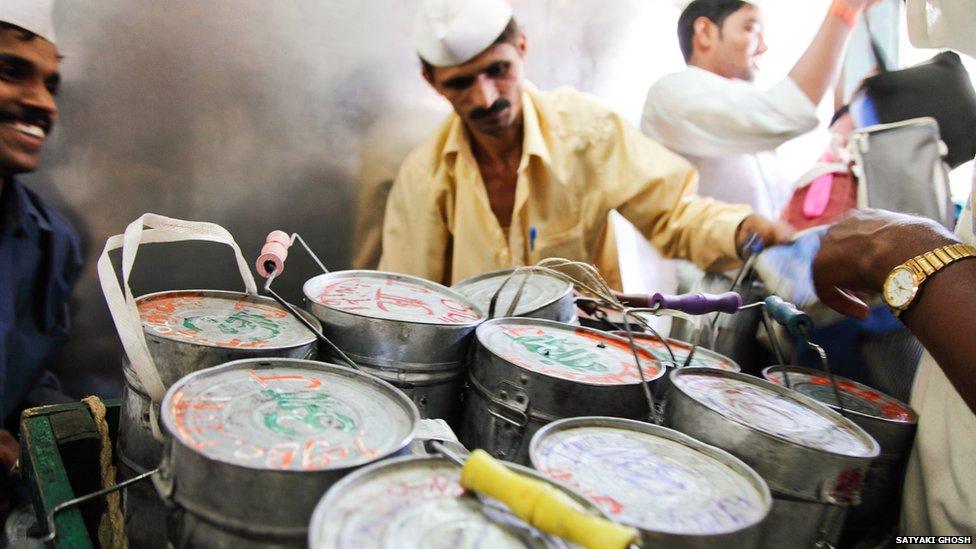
[905,243,976,279]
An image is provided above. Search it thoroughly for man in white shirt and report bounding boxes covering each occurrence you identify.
[642,0,877,218]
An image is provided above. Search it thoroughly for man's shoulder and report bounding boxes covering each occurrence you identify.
[18,182,82,256]
[533,86,621,138]
[648,68,733,98]
[22,185,76,236]
[395,115,456,185]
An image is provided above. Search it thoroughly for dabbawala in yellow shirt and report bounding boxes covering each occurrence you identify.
[378,82,753,287]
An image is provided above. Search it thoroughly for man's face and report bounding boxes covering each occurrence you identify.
[0,28,59,176]
[704,5,767,82]
[424,35,526,138]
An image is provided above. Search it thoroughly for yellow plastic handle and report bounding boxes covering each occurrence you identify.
[460,449,638,549]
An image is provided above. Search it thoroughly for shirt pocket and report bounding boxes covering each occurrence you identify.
[530,224,587,264]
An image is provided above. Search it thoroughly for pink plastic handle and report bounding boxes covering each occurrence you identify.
[256,230,292,278]
[802,173,834,219]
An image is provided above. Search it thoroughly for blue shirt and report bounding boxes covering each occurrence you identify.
[0,177,82,423]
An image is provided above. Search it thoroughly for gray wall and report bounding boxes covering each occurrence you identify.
[21,0,676,397]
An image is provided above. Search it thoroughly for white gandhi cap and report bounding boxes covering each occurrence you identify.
[906,0,976,58]
[414,0,514,67]
[0,0,57,45]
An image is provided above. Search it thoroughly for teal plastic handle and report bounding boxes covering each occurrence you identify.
[764,296,813,336]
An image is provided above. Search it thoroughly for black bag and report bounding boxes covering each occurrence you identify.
[859,50,976,168]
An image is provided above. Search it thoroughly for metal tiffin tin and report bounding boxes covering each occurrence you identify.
[308,455,601,548]
[763,365,917,536]
[122,290,320,471]
[461,318,665,465]
[664,368,880,549]
[155,357,419,548]
[303,270,485,423]
[452,268,576,322]
[530,416,771,548]
[120,290,319,547]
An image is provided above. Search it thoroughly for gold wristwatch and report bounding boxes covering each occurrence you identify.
[883,243,976,316]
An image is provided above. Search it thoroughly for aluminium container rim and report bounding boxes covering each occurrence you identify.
[136,289,320,351]
[160,357,420,473]
[761,365,918,425]
[670,367,880,460]
[302,269,486,327]
[307,453,604,548]
[452,267,574,318]
[475,317,667,387]
[608,331,742,372]
[529,415,772,536]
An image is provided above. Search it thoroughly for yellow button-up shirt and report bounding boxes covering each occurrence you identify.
[379,83,753,287]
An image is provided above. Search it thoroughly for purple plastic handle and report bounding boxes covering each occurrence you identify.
[650,291,742,315]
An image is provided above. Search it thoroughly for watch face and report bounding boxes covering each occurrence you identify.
[884,267,918,309]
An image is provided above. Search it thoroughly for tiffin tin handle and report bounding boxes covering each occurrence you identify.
[487,406,528,429]
[460,450,639,549]
[251,230,358,370]
[764,296,813,337]
[97,214,258,440]
[256,230,291,277]
[37,468,158,543]
[650,291,742,315]
[487,405,528,461]
[254,229,329,279]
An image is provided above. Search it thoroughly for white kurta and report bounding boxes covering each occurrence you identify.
[900,181,976,539]
[641,67,819,218]
[901,1,976,538]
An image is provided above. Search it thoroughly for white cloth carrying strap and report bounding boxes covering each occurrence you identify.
[97,214,257,407]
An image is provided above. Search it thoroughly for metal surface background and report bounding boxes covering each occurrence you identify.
[19,0,683,397]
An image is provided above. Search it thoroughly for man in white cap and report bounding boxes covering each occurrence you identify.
[380,0,793,287]
[0,0,81,501]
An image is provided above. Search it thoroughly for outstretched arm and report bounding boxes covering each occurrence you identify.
[813,210,976,413]
[788,0,881,104]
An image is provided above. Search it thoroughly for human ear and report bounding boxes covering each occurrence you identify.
[693,16,715,53]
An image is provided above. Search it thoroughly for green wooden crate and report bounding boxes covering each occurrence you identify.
[19,399,121,549]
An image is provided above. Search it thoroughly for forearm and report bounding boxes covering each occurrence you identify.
[814,210,975,412]
[900,257,976,414]
[788,6,857,104]
[643,199,751,272]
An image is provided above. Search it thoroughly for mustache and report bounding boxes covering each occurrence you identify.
[0,107,52,131]
[469,99,511,120]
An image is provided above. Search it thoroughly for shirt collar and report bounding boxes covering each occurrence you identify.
[519,82,553,171]
[441,80,554,172]
[0,176,51,237]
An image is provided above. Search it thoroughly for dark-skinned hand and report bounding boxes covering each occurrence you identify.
[813,210,959,319]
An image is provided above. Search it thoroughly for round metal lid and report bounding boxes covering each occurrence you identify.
[161,358,418,471]
[477,318,664,386]
[304,270,484,325]
[452,269,573,317]
[309,455,590,548]
[530,417,770,536]
[610,332,740,372]
[138,290,317,349]
[763,366,917,424]
[671,369,877,458]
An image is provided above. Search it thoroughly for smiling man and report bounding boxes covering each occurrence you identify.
[379,0,793,287]
[0,0,81,491]
[642,0,878,218]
